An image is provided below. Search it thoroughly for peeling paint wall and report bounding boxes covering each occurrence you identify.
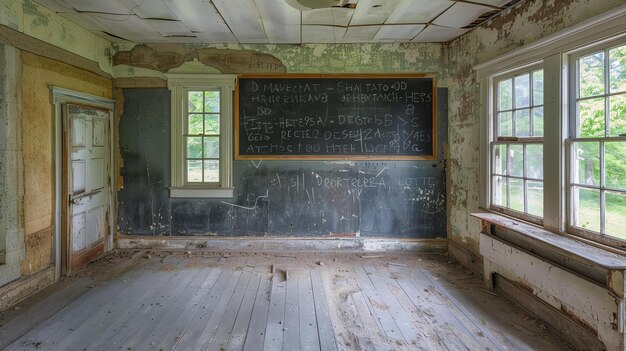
[0,0,112,74]
[20,51,112,276]
[446,0,626,253]
[112,42,446,80]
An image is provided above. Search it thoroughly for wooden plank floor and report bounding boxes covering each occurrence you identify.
[1,252,571,350]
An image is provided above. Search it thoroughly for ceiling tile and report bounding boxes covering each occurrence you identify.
[302,7,354,27]
[342,26,381,42]
[64,0,131,14]
[302,25,348,43]
[114,31,171,43]
[120,0,178,20]
[91,14,154,33]
[34,0,513,44]
[60,12,110,31]
[212,0,268,42]
[350,0,401,26]
[374,24,426,41]
[255,0,301,43]
[412,25,469,42]
[433,2,495,28]
[163,0,236,42]
[143,19,191,35]
[386,0,453,24]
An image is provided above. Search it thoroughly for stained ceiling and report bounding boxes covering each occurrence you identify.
[32,0,519,44]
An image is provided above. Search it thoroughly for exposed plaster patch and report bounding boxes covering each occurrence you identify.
[19,227,53,276]
[113,44,287,74]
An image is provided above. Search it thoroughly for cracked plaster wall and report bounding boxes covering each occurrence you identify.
[445,0,626,254]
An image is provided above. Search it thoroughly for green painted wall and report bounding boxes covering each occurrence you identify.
[0,0,112,74]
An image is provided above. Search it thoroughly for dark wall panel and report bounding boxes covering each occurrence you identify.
[117,88,448,238]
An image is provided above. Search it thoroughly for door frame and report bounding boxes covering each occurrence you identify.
[51,87,115,278]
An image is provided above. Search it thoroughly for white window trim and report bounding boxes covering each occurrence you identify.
[564,40,626,245]
[476,5,626,246]
[166,74,236,198]
[489,64,545,224]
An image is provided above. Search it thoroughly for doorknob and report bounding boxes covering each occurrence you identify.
[69,195,81,205]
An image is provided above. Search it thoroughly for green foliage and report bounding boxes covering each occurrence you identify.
[577,45,626,189]
[185,90,222,183]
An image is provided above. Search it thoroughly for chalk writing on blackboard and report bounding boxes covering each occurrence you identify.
[236,75,437,160]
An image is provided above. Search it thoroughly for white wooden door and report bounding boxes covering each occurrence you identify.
[65,104,110,273]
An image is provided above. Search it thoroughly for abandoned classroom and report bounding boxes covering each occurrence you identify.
[1,0,626,349]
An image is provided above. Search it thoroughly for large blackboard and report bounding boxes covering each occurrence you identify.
[118,88,448,238]
[236,75,436,160]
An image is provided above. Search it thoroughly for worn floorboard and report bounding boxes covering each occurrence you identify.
[2,252,572,351]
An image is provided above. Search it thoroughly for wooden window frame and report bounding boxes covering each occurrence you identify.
[566,39,626,245]
[167,74,236,198]
[490,65,545,225]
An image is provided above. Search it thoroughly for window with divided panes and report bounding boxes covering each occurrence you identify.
[568,41,626,240]
[185,89,221,184]
[491,67,544,222]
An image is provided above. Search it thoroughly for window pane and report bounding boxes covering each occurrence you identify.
[579,51,605,98]
[203,160,219,182]
[573,142,600,186]
[510,178,524,212]
[609,45,626,94]
[498,111,512,137]
[498,79,512,110]
[188,91,203,113]
[493,144,507,175]
[526,144,543,179]
[514,109,531,137]
[533,107,544,137]
[527,181,543,217]
[492,176,507,207]
[605,141,626,191]
[577,97,606,137]
[509,144,523,177]
[533,70,544,105]
[187,136,203,158]
[188,114,203,135]
[606,191,626,239]
[514,74,530,108]
[203,137,220,158]
[187,160,202,182]
[204,91,220,113]
[205,114,220,135]
[572,187,601,232]
[609,94,626,137]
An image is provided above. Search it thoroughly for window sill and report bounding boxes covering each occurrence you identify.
[169,187,234,198]
[471,211,626,296]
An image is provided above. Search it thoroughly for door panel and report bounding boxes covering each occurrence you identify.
[65,104,110,273]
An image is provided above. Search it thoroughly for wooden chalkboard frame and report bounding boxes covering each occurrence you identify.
[235,73,437,161]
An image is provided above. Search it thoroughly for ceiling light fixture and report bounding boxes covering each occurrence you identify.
[285,0,351,10]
